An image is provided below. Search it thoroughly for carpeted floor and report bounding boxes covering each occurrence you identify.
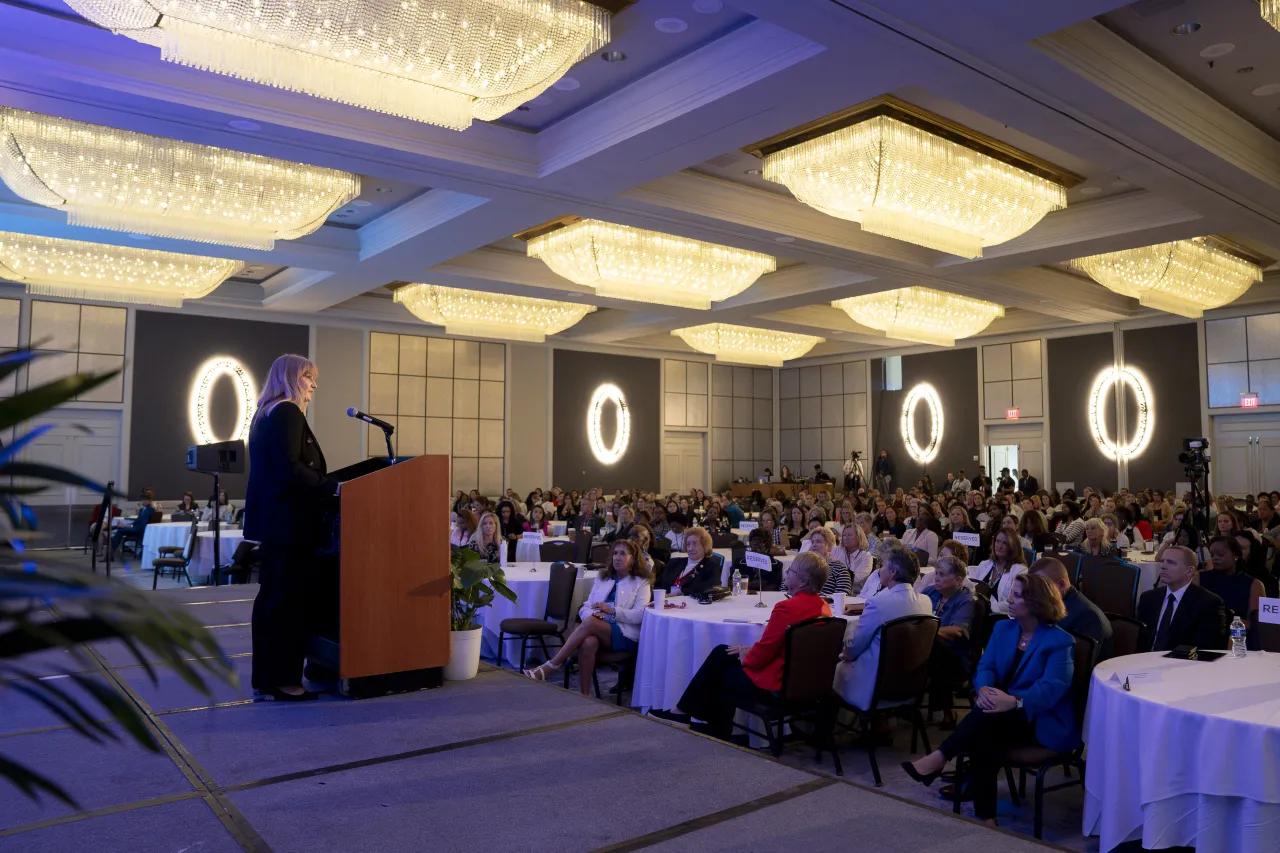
[2,569,1106,852]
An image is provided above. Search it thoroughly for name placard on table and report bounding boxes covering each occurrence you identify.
[1260,597,1280,625]
[738,521,759,532]
[953,531,981,548]
[743,552,772,572]
[522,531,544,544]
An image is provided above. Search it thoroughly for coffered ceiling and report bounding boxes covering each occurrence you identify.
[2,0,1280,362]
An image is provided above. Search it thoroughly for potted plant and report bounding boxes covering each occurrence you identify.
[446,547,516,680]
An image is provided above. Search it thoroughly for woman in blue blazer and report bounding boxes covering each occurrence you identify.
[902,572,1076,825]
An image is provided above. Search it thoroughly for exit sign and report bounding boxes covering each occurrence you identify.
[1006,408,1020,420]
[1242,393,1260,409]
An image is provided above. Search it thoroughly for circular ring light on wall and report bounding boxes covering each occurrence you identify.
[190,356,257,445]
[901,383,943,464]
[1088,366,1153,461]
[587,383,630,465]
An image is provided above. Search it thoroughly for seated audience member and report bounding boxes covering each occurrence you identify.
[657,527,719,596]
[923,554,976,728]
[856,512,881,559]
[1032,557,1113,661]
[783,505,808,545]
[723,499,745,527]
[1216,507,1243,539]
[202,489,235,524]
[1071,518,1121,558]
[468,511,504,563]
[451,509,479,548]
[800,526,850,596]
[650,506,671,539]
[1202,537,1265,637]
[1102,513,1130,550]
[946,504,975,537]
[971,528,1027,614]
[524,540,651,693]
[677,552,832,740]
[1155,522,1207,567]
[1234,529,1278,597]
[608,505,636,542]
[902,508,941,566]
[834,545,933,710]
[1250,497,1280,546]
[665,520,687,553]
[831,523,874,593]
[628,523,662,576]
[175,492,199,515]
[111,492,156,554]
[737,528,784,591]
[876,506,907,539]
[495,500,526,561]
[1137,545,1227,652]
[904,573,1077,827]
[757,508,787,554]
[452,491,470,516]
[1054,501,1086,545]
[524,504,551,536]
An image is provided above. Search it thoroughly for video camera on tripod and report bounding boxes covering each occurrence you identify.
[1178,438,1211,542]
[1178,438,1210,478]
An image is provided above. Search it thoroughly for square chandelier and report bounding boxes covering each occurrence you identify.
[0,231,242,307]
[63,0,613,130]
[522,217,776,310]
[672,323,823,367]
[394,283,595,342]
[744,96,1081,258]
[834,286,1005,347]
[0,108,360,250]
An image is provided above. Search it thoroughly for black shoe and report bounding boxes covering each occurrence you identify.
[901,761,943,788]
[258,688,318,702]
[649,709,691,724]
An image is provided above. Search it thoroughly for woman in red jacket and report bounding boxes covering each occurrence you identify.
[675,551,832,740]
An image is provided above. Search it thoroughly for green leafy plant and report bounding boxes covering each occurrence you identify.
[450,547,516,631]
[0,349,234,806]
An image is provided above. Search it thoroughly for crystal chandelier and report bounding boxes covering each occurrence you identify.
[525,219,776,310]
[671,323,823,367]
[0,232,242,307]
[394,283,595,342]
[1264,0,1279,33]
[752,99,1071,258]
[0,108,360,250]
[1070,238,1262,318]
[62,0,611,130]
[833,287,1004,347]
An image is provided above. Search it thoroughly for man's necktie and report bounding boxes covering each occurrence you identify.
[1153,593,1176,652]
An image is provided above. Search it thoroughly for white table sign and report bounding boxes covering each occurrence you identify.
[953,531,981,548]
[743,552,772,572]
[522,531,544,544]
[738,521,759,531]
[1259,597,1280,625]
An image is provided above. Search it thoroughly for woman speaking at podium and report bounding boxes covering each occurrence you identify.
[245,354,336,702]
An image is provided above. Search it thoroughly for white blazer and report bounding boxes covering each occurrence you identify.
[901,528,939,566]
[971,560,1028,614]
[578,574,652,642]
[834,582,932,710]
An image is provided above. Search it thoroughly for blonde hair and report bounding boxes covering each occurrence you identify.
[808,526,836,549]
[476,511,502,548]
[840,522,867,551]
[253,354,316,426]
[1084,517,1110,544]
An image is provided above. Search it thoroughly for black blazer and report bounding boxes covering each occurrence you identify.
[657,556,720,596]
[1137,582,1227,653]
[244,402,336,547]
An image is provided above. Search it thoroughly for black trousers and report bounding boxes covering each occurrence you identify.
[676,645,773,740]
[251,543,312,691]
[927,640,970,712]
[939,707,1038,821]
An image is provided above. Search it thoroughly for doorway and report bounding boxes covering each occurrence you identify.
[984,422,1046,490]
[1213,414,1280,496]
[15,409,123,547]
[986,445,1019,484]
[662,432,705,494]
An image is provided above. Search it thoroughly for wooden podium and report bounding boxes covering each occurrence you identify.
[309,454,450,697]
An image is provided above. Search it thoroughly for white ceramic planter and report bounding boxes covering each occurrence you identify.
[444,626,483,681]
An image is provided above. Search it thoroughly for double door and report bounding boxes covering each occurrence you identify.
[1213,415,1280,496]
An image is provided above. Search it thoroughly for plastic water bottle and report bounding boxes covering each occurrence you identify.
[1230,616,1247,658]
[731,566,743,596]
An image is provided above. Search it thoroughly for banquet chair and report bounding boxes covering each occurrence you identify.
[1257,620,1280,652]
[952,632,1097,839]
[710,530,739,549]
[589,542,613,566]
[734,616,846,771]
[1104,613,1144,659]
[911,548,931,568]
[833,614,940,785]
[573,527,593,563]
[1055,552,1081,585]
[539,541,575,563]
[151,518,200,590]
[1076,558,1139,618]
[950,593,991,712]
[499,562,577,672]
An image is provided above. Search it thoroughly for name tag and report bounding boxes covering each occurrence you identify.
[954,531,980,548]
[1260,597,1280,625]
[738,521,759,532]
[522,531,544,544]
[744,552,772,572]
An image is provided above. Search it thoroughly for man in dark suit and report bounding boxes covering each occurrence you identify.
[1033,557,1113,661]
[1018,469,1039,494]
[1137,546,1227,652]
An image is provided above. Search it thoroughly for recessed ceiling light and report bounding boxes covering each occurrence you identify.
[1079,186,1102,195]
[655,17,688,33]
[774,235,795,243]
[553,76,581,91]
[692,0,723,11]
[601,51,626,63]
[1171,22,1201,35]
[228,119,261,131]
[1253,83,1280,96]
[1199,43,1235,58]
[564,291,578,298]
[744,168,762,176]
[530,94,554,106]
[352,200,373,207]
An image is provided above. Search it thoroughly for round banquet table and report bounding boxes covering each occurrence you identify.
[1083,651,1280,853]
[189,530,248,583]
[139,521,209,568]
[477,562,597,666]
[1125,551,1162,595]
[514,535,571,563]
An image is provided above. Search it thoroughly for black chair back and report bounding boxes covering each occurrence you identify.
[973,580,992,600]
[540,541,575,563]
[1077,558,1139,618]
[1104,613,1143,658]
[1056,552,1082,585]
[778,616,846,704]
[911,548,931,568]
[590,542,612,565]
[183,517,201,561]
[870,614,939,708]
[710,530,739,549]
[1064,632,1099,722]
[968,593,991,672]
[545,562,579,623]
[573,527,592,562]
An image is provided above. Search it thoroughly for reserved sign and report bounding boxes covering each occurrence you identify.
[953,531,981,548]
[522,531,544,544]
[1259,597,1280,625]
[738,521,759,532]
[743,552,772,572]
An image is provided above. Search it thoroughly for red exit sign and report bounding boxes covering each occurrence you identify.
[1242,393,1260,409]
[1006,408,1020,420]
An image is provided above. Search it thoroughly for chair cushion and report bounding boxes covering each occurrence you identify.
[157,546,184,555]
[1003,745,1069,766]
[152,558,186,568]
[498,618,558,635]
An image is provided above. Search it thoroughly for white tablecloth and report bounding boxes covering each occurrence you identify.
[514,535,571,563]
[477,562,597,666]
[1084,652,1280,853]
[139,521,209,567]
[190,530,247,583]
[1128,553,1161,595]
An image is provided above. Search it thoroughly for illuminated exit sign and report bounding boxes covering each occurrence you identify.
[1242,393,1260,409]
[1006,408,1020,420]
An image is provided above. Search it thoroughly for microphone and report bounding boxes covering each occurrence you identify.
[347,407,395,435]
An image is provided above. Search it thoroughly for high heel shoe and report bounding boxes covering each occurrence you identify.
[524,662,561,682]
[901,760,943,788]
[258,687,318,702]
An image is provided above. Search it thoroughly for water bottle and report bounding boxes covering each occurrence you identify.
[731,566,743,596]
[1230,616,1247,658]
